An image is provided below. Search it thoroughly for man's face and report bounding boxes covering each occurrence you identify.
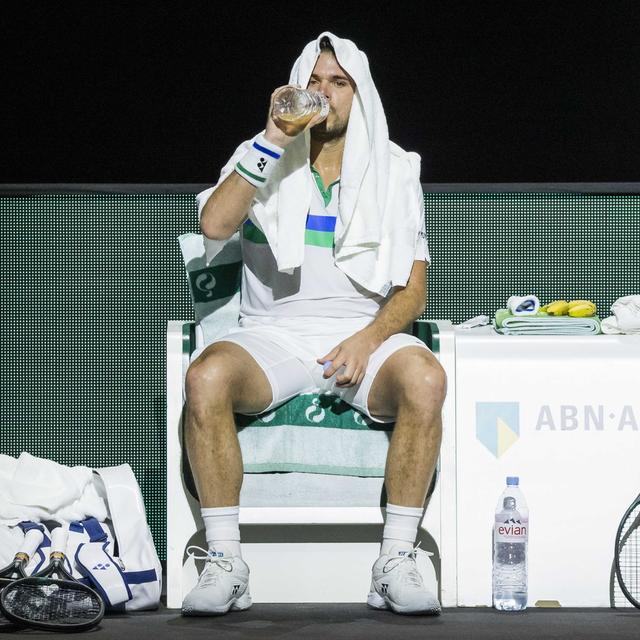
[306,51,356,143]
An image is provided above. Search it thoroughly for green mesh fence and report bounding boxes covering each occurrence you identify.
[1,190,638,560]
[425,193,640,323]
[1,194,198,560]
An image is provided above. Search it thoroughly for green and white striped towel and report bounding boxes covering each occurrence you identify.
[178,233,242,344]
[236,393,392,477]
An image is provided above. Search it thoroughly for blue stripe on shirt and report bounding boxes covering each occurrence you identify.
[305,214,336,232]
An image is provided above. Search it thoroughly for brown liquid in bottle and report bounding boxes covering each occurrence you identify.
[272,88,328,130]
[275,110,316,127]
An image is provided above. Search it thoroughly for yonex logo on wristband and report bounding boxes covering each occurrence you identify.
[236,135,283,188]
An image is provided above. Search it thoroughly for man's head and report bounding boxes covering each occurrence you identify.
[306,36,356,143]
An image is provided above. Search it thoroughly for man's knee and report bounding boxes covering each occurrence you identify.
[185,342,273,414]
[396,350,448,413]
[185,349,234,407]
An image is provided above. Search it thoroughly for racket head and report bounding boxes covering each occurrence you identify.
[614,495,640,610]
[0,583,15,628]
[0,576,105,631]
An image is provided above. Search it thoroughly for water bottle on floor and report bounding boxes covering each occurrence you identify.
[493,476,528,611]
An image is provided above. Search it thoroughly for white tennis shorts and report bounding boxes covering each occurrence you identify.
[190,316,431,423]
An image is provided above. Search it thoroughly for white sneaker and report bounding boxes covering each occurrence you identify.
[181,546,252,616]
[367,544,441,615]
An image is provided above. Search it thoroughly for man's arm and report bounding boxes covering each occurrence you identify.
[364,259,427,345]
[201,85,327,241]
[317,260,428,386]
[200,171,257,240]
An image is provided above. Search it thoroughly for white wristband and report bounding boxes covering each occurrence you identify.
[235,134,284,188]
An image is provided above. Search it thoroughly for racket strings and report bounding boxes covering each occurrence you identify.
[3,581,102,623]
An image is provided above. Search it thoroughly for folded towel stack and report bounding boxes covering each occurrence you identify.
[494,309,601,335]
[495,296,602,335]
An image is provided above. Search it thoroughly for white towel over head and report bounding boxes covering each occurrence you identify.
[248,31,426,297]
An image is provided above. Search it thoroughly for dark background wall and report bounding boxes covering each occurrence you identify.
[2,0,639,184]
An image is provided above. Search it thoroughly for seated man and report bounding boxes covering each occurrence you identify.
[182,32,446,616]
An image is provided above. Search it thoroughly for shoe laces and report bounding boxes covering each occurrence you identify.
[382,543,425,588]
[186,545,234,586]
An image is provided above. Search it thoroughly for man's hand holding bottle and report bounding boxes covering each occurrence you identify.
[264,85,329,147]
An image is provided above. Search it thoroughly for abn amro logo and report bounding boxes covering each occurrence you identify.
[476,402,520,458]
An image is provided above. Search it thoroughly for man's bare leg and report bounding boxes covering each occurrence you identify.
[367,346,446,508]
[366,345,446,615]
[184,341,273,507]
[181,341,273,615]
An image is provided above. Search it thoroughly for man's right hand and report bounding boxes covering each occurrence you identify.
[264,85,328,149]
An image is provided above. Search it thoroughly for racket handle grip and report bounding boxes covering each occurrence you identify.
[50,525,69,556]
[17,527,44,560]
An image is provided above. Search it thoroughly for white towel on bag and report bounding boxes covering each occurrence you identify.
[197,32,427,297]
[0,452,108,526]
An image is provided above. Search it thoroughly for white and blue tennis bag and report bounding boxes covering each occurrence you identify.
[67,464,163,611]
[0,463,161,611]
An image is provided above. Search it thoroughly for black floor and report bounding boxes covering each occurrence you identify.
[4,605,638,639]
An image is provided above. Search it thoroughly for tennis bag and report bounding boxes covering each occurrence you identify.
[64,464,162,611]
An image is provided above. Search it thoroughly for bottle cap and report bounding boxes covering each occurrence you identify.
[506,476,519,486]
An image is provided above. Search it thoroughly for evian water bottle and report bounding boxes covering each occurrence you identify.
[493,476,528,611]
[272,87,329,127]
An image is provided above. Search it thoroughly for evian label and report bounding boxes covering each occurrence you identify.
[495,515,529,543]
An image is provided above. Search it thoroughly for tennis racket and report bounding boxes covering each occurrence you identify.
[0,528,44,627]
[614,492,640,609]
[0,525,105,631]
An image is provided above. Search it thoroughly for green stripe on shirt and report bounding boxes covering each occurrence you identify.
[305,229,334,248]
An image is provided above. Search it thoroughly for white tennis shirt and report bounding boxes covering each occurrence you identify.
[239,167,430,321]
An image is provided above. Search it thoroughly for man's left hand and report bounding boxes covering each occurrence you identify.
[317,327,383,388]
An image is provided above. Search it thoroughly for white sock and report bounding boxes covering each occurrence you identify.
[381,503,424,555]
[201,506,242,558]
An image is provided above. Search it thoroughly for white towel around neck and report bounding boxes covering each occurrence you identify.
[249,31,425,297]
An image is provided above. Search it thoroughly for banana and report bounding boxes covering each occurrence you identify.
[568,302,596,317]
[546,300,570,316]
[567,299,596,310]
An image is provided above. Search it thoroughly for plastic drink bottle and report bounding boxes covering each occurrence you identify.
[272,87,329,127]
[493,476,528,611]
